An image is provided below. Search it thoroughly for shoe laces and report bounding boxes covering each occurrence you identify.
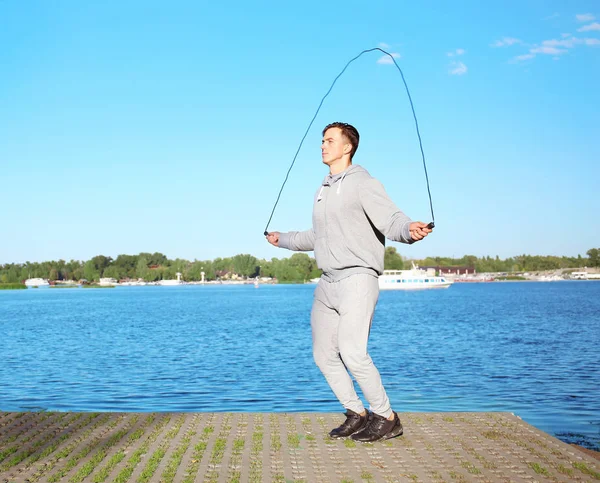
[366,414,391,434]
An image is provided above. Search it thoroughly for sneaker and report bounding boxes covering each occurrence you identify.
[351,411,403,442]
[329,409,370,438]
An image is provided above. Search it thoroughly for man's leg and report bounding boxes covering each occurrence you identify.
[337,274,392,418]
[311,280,365,415]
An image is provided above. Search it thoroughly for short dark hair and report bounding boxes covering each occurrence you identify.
[323,122,360,159]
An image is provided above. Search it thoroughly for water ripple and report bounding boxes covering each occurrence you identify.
[0,282,599,450]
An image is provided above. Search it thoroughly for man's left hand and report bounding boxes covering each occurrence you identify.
[409,222,433,241]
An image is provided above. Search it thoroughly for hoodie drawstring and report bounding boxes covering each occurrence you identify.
[336,171,348,195]
[318,170,349,202]
[317,185,325,202]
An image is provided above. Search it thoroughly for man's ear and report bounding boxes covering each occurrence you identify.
[343,143,353,155]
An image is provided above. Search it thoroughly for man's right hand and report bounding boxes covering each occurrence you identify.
[266,231,280,247]
[409,222,433,241]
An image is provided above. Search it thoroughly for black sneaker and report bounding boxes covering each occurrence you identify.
[329,409,370,438]
[351,411,403,442]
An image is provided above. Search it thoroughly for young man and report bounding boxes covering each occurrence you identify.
[266,122,432,442]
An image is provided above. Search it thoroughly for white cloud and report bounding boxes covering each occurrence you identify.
[515,54,535,61]
[543,13,560,20]
[491,37,522,47]
[531,46,568,55]
[576,13,595,22]
[376,52,400,64]
[511,36,599,62]
[447,48,466,57]
[449,61,467,75]
[504,20,600,63]
[378,42,390,49]
[541,37,600,48]
[497,18,599,64]
[543,38,578,48]
[578,22,600,32]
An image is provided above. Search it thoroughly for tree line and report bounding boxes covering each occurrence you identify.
[418,249,599,273]
[0,248,597,284]
[0,252,322,283]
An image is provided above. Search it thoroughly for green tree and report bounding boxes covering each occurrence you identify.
[151,266,166,281]
[139,252,168,267]
[459,255,477,269]
[384,247,404,270]
[113,254,139,278]
[171,258,189,277]
[83,260,100,281]
[309,267,322,279]
[2,265,18,283]
[232,254,259,278]
[102,266,122,280]
[275,263,303,282]
[258,259,275,278]
[66,260,83,281]
[72,266,84,281]
[162,266,177,280]
[213,257,233,277]
[587,248,599,267]
[136,257,150,280]
[48,268,58,281]
[186,260,215,281]
[91,255,113,277]
[288,253,314,281]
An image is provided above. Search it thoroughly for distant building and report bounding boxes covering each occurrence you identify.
[215,270,230,279]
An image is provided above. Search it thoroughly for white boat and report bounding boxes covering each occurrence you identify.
[24,278,50,287]
[536,275,564,282]
[379,264,453,290]
[99,277,118,286]
[571,271,588,280]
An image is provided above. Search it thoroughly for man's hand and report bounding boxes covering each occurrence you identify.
[409,222,433,241]
[266,231,280,247]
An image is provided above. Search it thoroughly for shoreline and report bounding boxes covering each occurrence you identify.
[573,444,600,461]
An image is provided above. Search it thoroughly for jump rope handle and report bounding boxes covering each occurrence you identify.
[264,231,269,236]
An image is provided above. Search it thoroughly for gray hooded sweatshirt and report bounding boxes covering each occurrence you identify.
[278,164,414,282]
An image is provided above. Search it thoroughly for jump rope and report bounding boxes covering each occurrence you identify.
[263,47,435,237]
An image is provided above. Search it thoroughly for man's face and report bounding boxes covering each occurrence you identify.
[321,128,351,166]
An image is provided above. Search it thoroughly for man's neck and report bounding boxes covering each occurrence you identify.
[329,159,352,175]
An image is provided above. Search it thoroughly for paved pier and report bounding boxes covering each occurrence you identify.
[1,412,598,482]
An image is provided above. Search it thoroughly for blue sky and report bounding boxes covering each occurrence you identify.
[1,0,599,264]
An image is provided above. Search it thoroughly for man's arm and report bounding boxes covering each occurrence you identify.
[358,178,415,244]
[266,229,316,251]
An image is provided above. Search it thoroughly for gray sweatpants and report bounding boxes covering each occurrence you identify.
[311,273,392,418]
